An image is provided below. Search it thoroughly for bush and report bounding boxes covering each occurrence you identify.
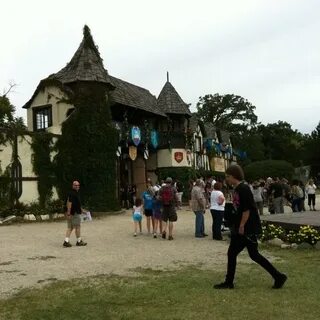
[244,160,294,181]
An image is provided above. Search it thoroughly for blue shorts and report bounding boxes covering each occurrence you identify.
[133,212,142,222]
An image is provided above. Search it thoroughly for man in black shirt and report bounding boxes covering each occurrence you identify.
[214,165,287,289]
[63,181,87,247]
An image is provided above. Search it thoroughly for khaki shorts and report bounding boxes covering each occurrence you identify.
[162,205,177,222]
[67,214,81,229]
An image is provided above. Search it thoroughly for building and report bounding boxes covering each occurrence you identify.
[1,26,236,204]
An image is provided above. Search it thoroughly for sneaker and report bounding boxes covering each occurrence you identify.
[63,241,72,248]
[134,233,137,237]
[273,273,287,289]
[162,231,166,239]
[153,234,157,239]
[213,282,234,289]
[76,240,87,246]
[168,236,174,241]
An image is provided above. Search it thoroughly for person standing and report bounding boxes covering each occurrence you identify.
[132,198,143,236]
[269,178,284,214]
[214,165,287,289]
[159,177,178,240]
[210,182,225,240]
[142,185,155,234]
[252,181,264,215]
[191,179,207,238]
[306,179,317,211]
[63,180,87,247]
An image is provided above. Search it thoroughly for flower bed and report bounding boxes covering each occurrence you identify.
[261,223,320,246]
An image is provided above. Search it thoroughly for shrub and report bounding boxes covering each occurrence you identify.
[244,160,294,181]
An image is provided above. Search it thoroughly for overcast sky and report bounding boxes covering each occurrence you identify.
[1,0,319,133]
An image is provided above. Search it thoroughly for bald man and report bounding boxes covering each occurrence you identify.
[63,180,87,247]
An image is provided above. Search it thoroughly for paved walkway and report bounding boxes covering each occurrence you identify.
[0,207,282,299]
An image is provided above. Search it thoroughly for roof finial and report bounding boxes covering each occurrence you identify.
[167,71,169,83]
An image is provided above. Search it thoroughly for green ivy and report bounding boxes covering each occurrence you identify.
[31,132,54,207]
[54,82,119,211]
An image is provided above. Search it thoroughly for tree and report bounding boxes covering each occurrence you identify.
[304,121,320,176]
[0,83,26,143]
[244,160,294,181]
[196,94,258,134]
[257,121,305,166]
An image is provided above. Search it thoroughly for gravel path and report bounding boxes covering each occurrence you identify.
[0,207,276,299]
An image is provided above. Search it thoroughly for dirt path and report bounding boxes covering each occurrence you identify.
[0,207,276,299]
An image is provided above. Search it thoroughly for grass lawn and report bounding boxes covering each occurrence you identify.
[0,246,319,320]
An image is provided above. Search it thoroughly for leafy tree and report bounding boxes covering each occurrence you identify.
[196,94,258,134]
[0,84,26,143]
[234,129,265,164]
[244,160,294,181]
[257,121,305,166]
[304,121,320,176]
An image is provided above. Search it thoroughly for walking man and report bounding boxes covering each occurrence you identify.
[63,180,87,247]
[214,165,287,289]
[159,177,177,240]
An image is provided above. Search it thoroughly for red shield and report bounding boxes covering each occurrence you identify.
[174,152,183,163]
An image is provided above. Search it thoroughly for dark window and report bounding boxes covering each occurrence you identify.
[33,105,52,131]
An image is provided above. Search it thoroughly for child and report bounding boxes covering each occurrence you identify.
[152,191,162,238]
[132,198,143,236]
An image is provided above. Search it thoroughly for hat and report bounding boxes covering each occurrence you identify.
[165,177,173,183]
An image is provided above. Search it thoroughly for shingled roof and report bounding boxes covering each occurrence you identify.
[109,76,166,117]
[50,25,113,85]
[157,78,191,116]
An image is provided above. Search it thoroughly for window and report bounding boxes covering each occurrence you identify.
[33,105,52,131]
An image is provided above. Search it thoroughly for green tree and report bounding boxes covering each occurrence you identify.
[234,129,265,164]
[196,94,258,134]
[244,160,294,181]
[304,121,320,176]
[257,121,305,166]
[0,84,26,143]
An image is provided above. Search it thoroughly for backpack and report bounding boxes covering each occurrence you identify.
[161,186,174,206]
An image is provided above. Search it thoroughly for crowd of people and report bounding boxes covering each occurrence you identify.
[248,177,317,214]
[127,174,317,241]
[64,165,293,289]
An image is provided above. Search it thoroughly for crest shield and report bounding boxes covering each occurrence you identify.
[129,146,137,160]
[174,151,183,163]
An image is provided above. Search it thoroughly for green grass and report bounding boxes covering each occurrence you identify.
[1,247,319,320]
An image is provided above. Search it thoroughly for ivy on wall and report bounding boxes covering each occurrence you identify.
[54,82,119,211]
[31,132,54,207]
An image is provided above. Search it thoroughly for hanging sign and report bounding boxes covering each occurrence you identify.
[150,129,159,149]
[131,126,141,146]
[174,151,183,163]
[129,146,137,160]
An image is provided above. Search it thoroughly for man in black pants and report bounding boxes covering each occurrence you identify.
[214,165,287,289]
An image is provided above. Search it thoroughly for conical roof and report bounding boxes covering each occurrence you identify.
[50,25,113,85]
[157,76,191,116]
